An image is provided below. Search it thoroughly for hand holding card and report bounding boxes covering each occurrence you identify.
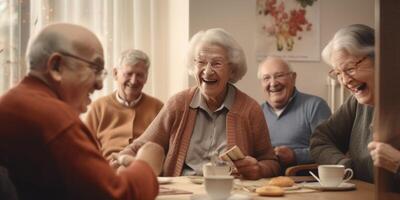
[219,145,245,161]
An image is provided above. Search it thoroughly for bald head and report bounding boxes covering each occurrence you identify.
[25,23,105,114]
[26,23,103,71]
[257,56,292,79]
[258,56,296,110]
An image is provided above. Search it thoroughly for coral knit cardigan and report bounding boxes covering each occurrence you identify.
[123,86,280,177]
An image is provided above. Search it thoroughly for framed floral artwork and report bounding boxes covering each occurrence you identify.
[256,0,320,61]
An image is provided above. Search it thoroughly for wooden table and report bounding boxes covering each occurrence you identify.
[156,176,374,200]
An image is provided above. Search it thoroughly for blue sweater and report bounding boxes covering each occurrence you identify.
[261,89,331,164]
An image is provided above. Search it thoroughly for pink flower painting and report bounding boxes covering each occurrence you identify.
[257,0,317,52]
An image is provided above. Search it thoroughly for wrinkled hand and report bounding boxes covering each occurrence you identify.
[368,141,400,173]
[116,165,127,175]
[110,153,135,171]
[110,153,120,170]
[135,142,165,175]
[233,156,262,180]
[274,146,295,166]
[118,155,136,166]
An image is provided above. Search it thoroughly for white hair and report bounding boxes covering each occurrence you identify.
[257,56,293,79]
[185,28,247,83]
[116,49,150,70]
[321,24,374,66]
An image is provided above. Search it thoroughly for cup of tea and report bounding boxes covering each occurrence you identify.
[204,175,234,199]
[316,165,353,187]
[202,162,232,177]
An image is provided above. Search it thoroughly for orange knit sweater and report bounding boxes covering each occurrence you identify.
[0,76,159,199]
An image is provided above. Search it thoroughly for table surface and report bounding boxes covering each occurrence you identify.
[156,176,374,200]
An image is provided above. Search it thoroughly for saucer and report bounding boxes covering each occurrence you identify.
[282,184,301,191]
[191,194,251,200]
[301,182,356,191]
[157,177,173,184]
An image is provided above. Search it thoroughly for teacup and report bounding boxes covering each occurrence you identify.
[204,175,234,200]
[202,163,232,177]
[310,165,353,187]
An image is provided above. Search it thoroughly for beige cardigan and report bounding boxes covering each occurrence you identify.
[85,92,163,161]
[123,86,280,177]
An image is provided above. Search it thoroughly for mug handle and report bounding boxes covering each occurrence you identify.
[342,168,354,183]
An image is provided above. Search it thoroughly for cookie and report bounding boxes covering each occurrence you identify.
[255,185,285,196]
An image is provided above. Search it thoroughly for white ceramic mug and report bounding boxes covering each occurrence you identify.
[204,175,234,200]
[202,163,232,177]
[316,165,353,187]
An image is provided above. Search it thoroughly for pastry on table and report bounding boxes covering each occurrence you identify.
[268,176,295,187]
[255,185,285,197]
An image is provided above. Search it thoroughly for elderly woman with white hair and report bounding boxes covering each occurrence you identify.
[310,24,400,184]
[116,28,280,179]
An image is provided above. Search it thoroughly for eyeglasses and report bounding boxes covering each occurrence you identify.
[58,51,107,79]
[328,56,368,81]
[194,58,228,70]
[261,72,293,83]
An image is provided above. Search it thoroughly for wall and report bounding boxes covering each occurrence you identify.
[189,0,374,104]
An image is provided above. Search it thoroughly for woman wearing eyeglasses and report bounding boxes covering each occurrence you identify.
[114,28,280,179]
[310,24,400,184]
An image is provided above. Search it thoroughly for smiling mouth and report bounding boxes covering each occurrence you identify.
[349,83,367,94]
[125,83,141,90]
[126,83,136,88]
[268,87,283,93]
[202,77,217,84]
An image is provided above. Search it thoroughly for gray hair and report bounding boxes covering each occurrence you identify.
[257,56,293,79]
[116,49,150,70]
[186,28,247,83]
[26,28,74,70]
[321,24,374,66]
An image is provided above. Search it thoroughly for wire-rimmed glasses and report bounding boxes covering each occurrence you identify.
[328,56,368,82]
[194,58,229,70]
[58,51,107,80]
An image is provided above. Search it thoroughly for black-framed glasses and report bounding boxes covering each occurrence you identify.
[58,51,107,79]
[261,72,293,83]
[328,56,368,81]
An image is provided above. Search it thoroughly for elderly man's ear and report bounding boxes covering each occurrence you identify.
[292,72,297,81]
[112,67,119,80]
[47,54,63,81]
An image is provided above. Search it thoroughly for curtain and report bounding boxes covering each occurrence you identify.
[0,0,25,95]
[0,0,189,103]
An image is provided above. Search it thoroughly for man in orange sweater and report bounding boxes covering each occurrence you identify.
[85,49,163,161]
[0,23,161,199]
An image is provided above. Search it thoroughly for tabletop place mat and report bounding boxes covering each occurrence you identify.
[159,186,193,196]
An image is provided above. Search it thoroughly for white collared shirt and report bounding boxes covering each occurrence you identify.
[115,91,143,107]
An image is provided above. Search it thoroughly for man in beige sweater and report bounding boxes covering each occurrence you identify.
[85,49,163,161]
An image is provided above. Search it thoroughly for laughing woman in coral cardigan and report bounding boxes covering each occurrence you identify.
[113,28,280,180]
